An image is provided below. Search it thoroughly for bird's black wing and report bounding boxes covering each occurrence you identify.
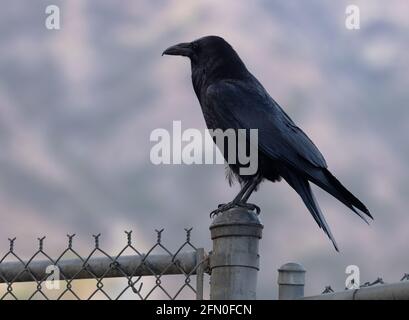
[206,79,327,172]
[206,79,371,250]
[205,79,371,222]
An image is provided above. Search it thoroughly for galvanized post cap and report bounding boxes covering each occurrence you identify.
[209,207,263,239]
[278,262,306,286]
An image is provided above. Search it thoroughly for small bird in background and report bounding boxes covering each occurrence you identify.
[163,35,372,251]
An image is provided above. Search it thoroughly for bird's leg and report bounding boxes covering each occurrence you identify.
[210,175,263,217]
[240,176,261,202]
[235,175,263,214]
[210,180,253,218]
[217,180,251,207]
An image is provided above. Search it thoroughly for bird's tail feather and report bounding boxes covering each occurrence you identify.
[307,168,373,223]
[282,170,339,251]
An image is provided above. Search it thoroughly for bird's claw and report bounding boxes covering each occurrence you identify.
[210,202,261,218]
[210,203,235,218]
[237,202,261,214]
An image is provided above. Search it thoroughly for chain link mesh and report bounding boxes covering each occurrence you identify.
[0,229,209,300]
[322,274,409,294]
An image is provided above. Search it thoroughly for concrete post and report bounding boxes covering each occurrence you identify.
[209,207,263,300]
[277,262,306,300]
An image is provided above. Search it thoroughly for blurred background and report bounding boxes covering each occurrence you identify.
[0,0,408,298]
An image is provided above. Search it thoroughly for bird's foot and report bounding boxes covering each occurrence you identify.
[210,201,260,218]
[210,202,236,218]
[237,202,261,215]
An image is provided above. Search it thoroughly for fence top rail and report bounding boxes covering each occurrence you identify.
[302,281,409,300]
[0,251,204,284]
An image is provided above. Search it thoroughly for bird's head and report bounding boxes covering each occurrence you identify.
[162,36,233,63]
[162,36,248,83]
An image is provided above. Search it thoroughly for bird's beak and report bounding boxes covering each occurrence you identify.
[162,42,192,57]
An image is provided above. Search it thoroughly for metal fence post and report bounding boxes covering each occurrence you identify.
[195,248,206,300]
[277,262,306,300]
[209,207,263,300]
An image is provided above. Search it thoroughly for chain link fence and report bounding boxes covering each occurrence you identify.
[2,208,407,300]
[319,274,409,294]
[0,228,209,300]
[0,207,265,301]
[278,262,409,300]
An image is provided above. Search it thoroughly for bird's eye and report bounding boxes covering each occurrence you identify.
[191,42,199,51]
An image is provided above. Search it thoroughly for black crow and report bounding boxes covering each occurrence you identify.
[163,35,372,250]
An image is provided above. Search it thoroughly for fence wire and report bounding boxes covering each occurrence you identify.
[322,274,409,294]
[0,228,209,300]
